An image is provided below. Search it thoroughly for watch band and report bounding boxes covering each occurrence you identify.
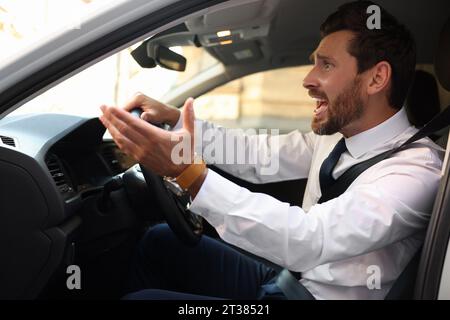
[175,158,206,190]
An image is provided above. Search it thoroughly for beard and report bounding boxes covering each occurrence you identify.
[311,77,365,135]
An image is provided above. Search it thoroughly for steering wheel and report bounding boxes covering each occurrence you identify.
[129,109,203,246]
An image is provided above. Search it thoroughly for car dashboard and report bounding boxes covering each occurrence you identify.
[0,113,135,210]
[0,113,138,299]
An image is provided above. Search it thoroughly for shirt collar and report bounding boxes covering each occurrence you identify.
[344,107,411,158]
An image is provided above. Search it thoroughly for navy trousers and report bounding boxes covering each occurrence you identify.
[123,224,286,300]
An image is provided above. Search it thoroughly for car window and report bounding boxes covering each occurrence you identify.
[195,66,315,134]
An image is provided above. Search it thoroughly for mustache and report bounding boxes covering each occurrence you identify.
[308,90,328,101]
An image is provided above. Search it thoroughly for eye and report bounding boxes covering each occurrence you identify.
[323,62,333,71]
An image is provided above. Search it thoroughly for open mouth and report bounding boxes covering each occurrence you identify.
[314,99,329,118]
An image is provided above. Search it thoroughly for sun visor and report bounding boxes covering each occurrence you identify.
[210,41,263,65]
[185,0,279,33]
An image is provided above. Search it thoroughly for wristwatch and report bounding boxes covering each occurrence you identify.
[163,156,206,197]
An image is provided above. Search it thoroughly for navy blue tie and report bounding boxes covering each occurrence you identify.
[319,138,347,192]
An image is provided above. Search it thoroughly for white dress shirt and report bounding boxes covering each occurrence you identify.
[173,108,444,299]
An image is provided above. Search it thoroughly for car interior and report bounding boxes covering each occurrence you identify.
[0,0,449,300]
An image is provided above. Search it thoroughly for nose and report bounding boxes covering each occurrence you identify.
[303,67,319,90]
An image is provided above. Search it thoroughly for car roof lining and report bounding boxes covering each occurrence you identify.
[147,0,450,79]
[185,0,280,32]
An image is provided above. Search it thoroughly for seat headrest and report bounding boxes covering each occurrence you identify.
[406,70,440,127]
[435,17,450,91]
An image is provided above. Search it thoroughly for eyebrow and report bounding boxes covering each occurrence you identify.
[309,52,335,64]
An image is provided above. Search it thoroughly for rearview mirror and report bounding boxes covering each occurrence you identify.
[130,42,186,72]
[130,42,157,68]
[155,45,186,72]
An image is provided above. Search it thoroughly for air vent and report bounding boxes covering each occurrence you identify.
[101,146,122,174]
[0,135,16,147]
[45,155,73,194]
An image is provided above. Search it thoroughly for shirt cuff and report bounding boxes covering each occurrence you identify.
[171,110,183,131]
[189,169,242,225]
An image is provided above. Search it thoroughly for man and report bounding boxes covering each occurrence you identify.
[99,1,444,299]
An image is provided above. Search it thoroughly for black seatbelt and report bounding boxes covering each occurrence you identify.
[319,105,450,204]
[384,247,422,300]
[278,106,450,300]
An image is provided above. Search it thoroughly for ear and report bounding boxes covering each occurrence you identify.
[366,61,392,96]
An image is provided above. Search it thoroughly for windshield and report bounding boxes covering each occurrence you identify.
[0,0,125,63]
[2,2,312,134]
[8,45,219,118]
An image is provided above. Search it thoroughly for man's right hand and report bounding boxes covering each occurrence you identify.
[123,93,181,128]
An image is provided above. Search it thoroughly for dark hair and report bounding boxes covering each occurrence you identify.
[320,1,416,109]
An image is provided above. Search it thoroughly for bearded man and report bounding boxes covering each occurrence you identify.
[100,1,443,300]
